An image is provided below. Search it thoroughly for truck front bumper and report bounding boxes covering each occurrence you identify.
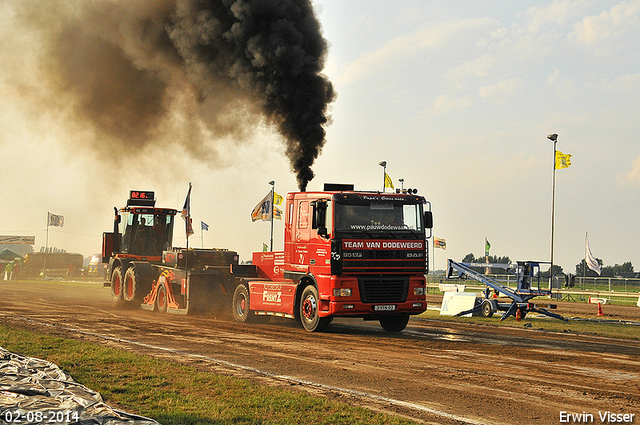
[321,299,427,317]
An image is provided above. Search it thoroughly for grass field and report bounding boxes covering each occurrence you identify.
[0,324,417,425]
[418,309,640,340]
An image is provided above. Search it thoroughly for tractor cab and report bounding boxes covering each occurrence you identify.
[102,191,177,262]
[118,208,176,257]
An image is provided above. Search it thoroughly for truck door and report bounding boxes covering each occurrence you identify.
[294,200,310,268]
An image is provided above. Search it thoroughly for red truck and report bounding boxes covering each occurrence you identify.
[231,183,433,332]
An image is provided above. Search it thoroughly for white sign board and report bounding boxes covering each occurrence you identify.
[0,235,35,245]
[440,292,478,317]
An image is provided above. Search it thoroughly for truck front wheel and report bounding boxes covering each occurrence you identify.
[300,286,332,332]
[379,314,410,332]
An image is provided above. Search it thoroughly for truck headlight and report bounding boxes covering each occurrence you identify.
[414,287,425,296]
[333,288,352,297]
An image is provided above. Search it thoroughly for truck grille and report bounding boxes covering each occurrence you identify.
[359,278,409,303]
[343,250,425,274]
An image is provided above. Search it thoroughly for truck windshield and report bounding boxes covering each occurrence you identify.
[334,202,423,234]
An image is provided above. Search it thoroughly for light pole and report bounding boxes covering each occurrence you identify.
[378,161,387,192]
[548,133,558,289]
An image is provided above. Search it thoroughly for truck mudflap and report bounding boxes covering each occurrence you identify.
[141,266,238,315]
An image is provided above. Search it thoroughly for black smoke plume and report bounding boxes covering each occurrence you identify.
[15,0,335,190]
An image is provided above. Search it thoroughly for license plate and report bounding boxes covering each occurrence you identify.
[373,305,396,311]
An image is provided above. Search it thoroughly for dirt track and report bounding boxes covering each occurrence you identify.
[1,280,639,425]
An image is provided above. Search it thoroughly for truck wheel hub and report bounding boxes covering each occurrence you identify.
[302,297,317,320]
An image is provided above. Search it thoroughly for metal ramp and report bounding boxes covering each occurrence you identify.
[446,259,567,321]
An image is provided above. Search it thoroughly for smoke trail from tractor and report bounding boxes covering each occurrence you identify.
[7,0,335,190]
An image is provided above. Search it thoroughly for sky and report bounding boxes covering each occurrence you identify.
[1,0,639,273]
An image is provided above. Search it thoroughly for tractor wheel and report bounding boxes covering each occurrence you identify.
[156,282,168,313]
[110,266,124,307]
[379,314,410,332]
[481,300,494,318]
[299,285,331,332]
[123,266,152,304]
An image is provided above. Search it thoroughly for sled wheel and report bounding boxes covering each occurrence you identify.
[379,314,410,332]
[156,282,168,313]
[300,286,331,332]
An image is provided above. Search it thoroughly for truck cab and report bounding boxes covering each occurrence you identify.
[234,184,433,332]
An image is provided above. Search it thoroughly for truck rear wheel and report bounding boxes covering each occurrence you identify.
[379,314,410,332]
[110,266,124,307]
[300,285,332,332]
[232,284,252,323]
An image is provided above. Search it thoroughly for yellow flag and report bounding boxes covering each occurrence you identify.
[555,151,572,169]
[434,237,446,250]
[384,173,394,189]
[273,206,283,220]
[273,191,283,206]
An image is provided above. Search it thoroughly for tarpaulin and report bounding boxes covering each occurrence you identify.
[0,347,160,424]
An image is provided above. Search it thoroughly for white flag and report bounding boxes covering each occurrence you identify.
[48,212,64,227]
[585,234,601,275]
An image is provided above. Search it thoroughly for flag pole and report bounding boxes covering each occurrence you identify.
[269,181,275,252]
[548,134,558,290]
[583,232,587,290]
[43,212,50,277]
[432,237,435,278]
[379,161,387,192]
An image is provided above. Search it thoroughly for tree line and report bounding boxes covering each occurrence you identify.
[461,253,635,278]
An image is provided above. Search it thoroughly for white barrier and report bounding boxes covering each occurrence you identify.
[440,292,477,317]
[588,297,608,305]
[438,283,466,293]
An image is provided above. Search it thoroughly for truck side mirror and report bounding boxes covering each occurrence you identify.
[424,211,433,229]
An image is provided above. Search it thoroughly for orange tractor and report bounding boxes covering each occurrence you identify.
[102,191,239,313]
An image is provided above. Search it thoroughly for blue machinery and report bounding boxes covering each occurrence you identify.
[446,259,567,321]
